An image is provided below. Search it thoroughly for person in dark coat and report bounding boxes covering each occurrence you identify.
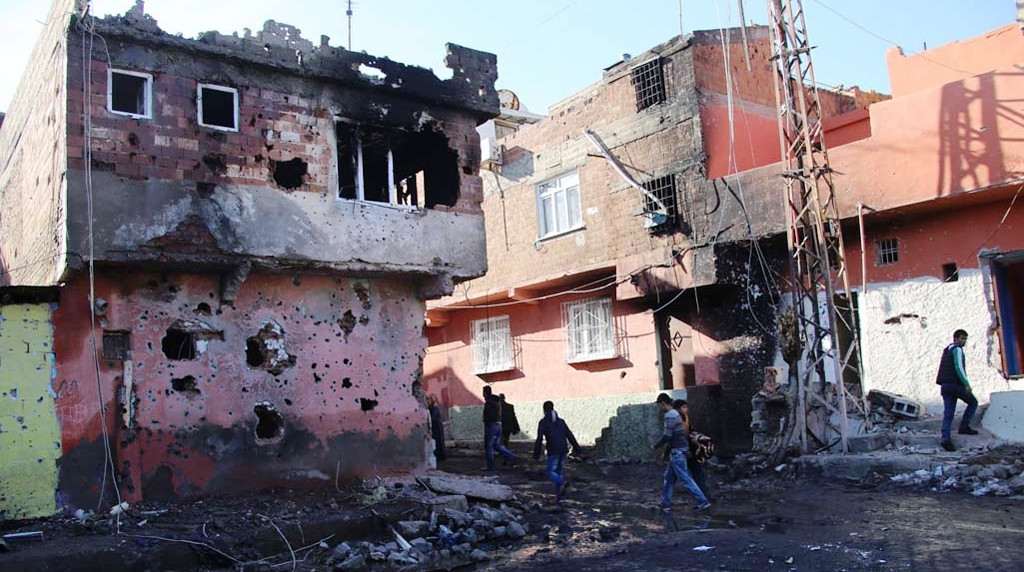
[500,394,521,448]
[427,394,446,462]
[533,401,581,503]
[936,328,978,451]
[483,388,516,470]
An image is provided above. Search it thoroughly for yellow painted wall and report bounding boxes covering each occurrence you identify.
[0,303,61,519]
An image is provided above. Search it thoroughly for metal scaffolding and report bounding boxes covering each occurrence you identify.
[766,0,866,454]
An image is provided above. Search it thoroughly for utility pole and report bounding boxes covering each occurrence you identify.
[765,0,866,455]
[347,0,353,50]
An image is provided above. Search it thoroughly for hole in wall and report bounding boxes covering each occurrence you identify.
[171,376,200,395]
[245,320,296,375]
[359,398,378,412]
[195,302,212,315]
[162,329,197,360]
[271,158,308,189]
[254,402,284,441]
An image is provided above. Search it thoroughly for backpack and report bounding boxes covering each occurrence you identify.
[689,431,715,464]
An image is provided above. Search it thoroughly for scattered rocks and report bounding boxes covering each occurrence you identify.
[889,457,1024,497]
[470,548,490,562]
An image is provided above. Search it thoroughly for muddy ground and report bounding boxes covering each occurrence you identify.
[2,445,1023,571]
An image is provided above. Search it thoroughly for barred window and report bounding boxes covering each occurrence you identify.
[471,316,513,374]
[642,175,678,231]
[631,59,666,112]
[875,238,899,266]
[562,297,616,363]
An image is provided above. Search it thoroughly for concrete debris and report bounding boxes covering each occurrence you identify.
[420,475,515,502]
[396,520,430,538]
[888,455,1024,496]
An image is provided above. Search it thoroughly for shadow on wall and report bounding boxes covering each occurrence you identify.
[936,68,1024,197]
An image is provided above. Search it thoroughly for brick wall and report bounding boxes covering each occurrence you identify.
[450,36,704,299]
[0,0,79,286]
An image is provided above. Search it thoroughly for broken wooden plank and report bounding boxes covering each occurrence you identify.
[420,476,515,502]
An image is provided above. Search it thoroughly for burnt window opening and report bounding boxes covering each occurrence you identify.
[108,69,152,118]
[171,376,200,395]
[254,402,284,441]
[943,262,959,282]
[631,58,666,112]
[197,84,239,131]
[272,158,308,189]
[103,331,131,361]
[642,175,678,232]
[161,320,224,360]
[875,237,899,266]
[337,122,459,208]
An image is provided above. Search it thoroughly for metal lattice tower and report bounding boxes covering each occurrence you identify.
[766,0,865,454]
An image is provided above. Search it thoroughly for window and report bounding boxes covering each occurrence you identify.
[942,262,959,282]
[471,316,513,374]
[875,238,899,266]
[630,58,666,112]
[108,69,152,118]
[536,171,582,238]
[198,84,239,131]
[642,175,678,232]
[337,122,459,208]
[562,297,616,363]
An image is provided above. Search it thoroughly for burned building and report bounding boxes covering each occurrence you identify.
[0,0,497,518]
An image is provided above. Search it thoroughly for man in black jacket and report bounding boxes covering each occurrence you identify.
[936,329,979,451]
[483,387,516,470]
[533,401,581,503]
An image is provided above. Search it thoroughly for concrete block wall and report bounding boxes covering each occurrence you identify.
[0,0,78,286]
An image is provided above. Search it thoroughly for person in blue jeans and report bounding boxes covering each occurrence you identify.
[653,393,710,511]
[533,401,581,504]
[936,329,979,451]
[483,391,516,470]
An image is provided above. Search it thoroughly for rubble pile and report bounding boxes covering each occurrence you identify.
[328,475,529,570]
[888,445,1024,497]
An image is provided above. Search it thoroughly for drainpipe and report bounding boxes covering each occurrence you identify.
[858,203,867,295]
[584,129,669,215]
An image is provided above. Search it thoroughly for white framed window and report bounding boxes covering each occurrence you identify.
[562,296,616,363]
[197,84,239,131]
[536,171,582,238]
[108,69,152,119]
[471,315,513,374]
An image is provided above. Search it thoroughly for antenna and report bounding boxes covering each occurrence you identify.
[347,0,353,50]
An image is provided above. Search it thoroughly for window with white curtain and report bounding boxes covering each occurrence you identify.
[561,297,616,363]
[471,315,513,374]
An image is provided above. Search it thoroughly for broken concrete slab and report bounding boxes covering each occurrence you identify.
[848,432,892,453]
[422,494,469,512]
[420,476,515,502]
[983,391,1024,442]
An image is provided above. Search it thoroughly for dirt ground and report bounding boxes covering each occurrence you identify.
[3,446,1024,571]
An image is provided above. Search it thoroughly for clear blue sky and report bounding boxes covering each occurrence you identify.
[0,0,1016,114]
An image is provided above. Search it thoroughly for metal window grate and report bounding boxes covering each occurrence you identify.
[102,331,130,360]
[471,315,513,374]
[875,237,899,266]
[631,59,666,112]
[642,175,678,231]
[561,297,616,363]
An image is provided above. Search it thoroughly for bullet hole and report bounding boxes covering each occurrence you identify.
[292,275,302,286]
[339,310,357,339]
[271,157,308,189]
[353,282,371,309]
[342,377,352,388]
[284,398,293,406]
[314,373,322,383]
[254,402,284,441]
[359,398,378,412]
[246,320,296,375]
[462,165,472,175]
[202,153,227,174]
[343,358,350,365]
[128,132,139,146]
[170,376,200,395]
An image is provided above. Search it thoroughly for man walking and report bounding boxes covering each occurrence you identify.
[483,387,516,470]
[653,393,710,511]
[533,401,581,504]
[936,329,979,451]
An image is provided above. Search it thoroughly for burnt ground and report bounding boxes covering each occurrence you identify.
[2,444,1024,571]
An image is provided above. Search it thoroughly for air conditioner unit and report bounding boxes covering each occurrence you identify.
[480,137,503,169]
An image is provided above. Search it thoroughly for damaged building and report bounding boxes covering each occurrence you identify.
[422,27,876,456]
[0,0,497,519]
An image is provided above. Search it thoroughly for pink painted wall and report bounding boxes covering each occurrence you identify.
[843,196,1024,287]
[53,271,430,507]
[829,62,1024,219]
[823,108,872,149]
[700,102,782,179]
[424,294,659,409]
[886,24,1024,98]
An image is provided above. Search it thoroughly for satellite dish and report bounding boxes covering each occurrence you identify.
[497,89,520,111]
